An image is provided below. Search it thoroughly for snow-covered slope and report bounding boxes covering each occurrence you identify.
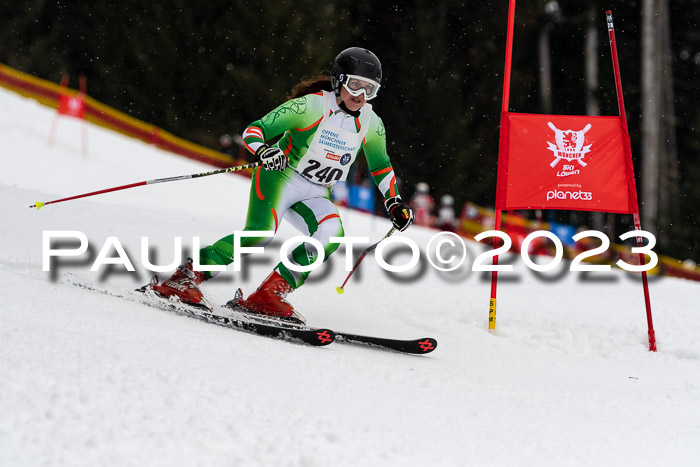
[1,88,699,467]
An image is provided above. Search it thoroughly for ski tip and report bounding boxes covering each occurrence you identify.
[417,338,438,354]
[336,286,345,295]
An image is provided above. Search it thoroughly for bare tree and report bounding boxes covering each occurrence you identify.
[657,0,680,243]
[585,5,608,235]
[641,0,679,246]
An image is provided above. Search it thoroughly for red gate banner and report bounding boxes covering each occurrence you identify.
[496,112,639,214]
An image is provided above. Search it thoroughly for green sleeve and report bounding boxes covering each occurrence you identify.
[242,94,323,152]
[364,114,401,199]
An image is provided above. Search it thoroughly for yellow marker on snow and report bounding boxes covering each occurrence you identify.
[336,286,345,295]
[488,298,497,331]
[35,201,44,210]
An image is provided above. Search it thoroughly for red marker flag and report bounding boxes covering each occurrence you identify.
[496,112,639,214]
[57,93,86,119]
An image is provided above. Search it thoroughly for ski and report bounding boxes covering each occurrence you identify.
[333,333,438,355]
[222,314,336,347]
[68,275,434,353]
[224,290,437,354]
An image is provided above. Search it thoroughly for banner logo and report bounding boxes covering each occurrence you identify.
[546,189,593,201]
[547,122,592,171]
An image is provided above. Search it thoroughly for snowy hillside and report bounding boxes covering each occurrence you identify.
[1,87,699,467]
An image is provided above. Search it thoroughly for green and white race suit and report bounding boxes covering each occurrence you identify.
[199,91,402,289]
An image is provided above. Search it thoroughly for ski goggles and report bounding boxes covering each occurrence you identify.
[342,74,381,100]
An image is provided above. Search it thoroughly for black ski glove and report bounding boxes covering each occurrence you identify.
[384,197,414,232]
[256,144,288,172]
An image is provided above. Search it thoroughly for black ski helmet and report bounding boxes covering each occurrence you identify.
[331,47,382,94]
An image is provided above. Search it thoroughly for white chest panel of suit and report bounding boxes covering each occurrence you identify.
[294,91,372,187]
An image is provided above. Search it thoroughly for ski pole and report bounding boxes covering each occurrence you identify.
[336,226,396,295]
[29,161,263,210]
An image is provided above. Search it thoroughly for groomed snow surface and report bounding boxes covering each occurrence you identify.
[1,88,699,467]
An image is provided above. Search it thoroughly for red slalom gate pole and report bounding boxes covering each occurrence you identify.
[606,10,657,351]
[488,0,516,332]
[29,161,263,210]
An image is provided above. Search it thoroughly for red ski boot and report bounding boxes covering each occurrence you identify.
[229,271,305,324]
[152,258,213,311]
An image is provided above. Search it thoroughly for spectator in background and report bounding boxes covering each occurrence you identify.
[436,194,457,231]
[410,182,435,227]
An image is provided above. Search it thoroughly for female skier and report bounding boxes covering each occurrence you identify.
[152,47,414,323]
